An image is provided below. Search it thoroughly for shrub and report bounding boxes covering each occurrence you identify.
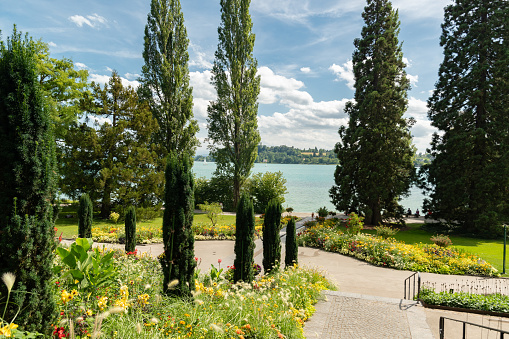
[430,234,452,247]
[316,206,328,218]
[233,194,256,283]
[345,212,364,234]
[109,211,120,224]
[125,206,136,253]
[247,171,288,213]
[78,193,93,238]
[285,217,298,267]
[197,201,222,228]
[375,225,399,239]
[262,199,283,274]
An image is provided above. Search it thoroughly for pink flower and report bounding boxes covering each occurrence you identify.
[195,257,199,261]
[218,259,222,263]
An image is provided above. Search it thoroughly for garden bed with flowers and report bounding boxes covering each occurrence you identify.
[0,239,335,338]
[297,218,499,277]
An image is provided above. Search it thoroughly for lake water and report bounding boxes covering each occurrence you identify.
[193,162,426,213]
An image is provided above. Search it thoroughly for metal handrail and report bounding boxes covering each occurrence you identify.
[404,271,421,300]
[439,316,509,339]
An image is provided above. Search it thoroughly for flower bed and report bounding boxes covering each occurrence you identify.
[297,221,499,277]
[47,241,335,338]
[419,287,509,313]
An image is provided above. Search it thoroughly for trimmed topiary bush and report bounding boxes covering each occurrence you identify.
[285,217,298,267]
[262,198,283,274]
[125,206,136,253]
[233,193,256,283]
[78,193,93,238]
[159,153,196,298]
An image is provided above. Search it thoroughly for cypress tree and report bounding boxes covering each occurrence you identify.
[125,206,137,253]
[78,193,93,238]
[0,27,57,333]
[262,199,283,274]
[160,152,195,298]
[423,0,509,236]
[285,217,298,268]
[233,193,256,283]
[329,0,415,225]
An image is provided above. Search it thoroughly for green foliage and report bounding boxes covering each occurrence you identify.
[125,206,137,253]
[109,212,120,224]
[345,212,364,235]
[247,171,288,213]
[60,72,165,218]
[285,217,298,267]
[316,206,328,218]
[140,0,199,156]
[53,238,117,297]
[160,153,196,298]
[430,234,452,248]
[207,0,261,209]
[262,199,283,274]
[419,287,509,313]
[330,0,415,226]
[234,193,256,283]
[78,193,93,238]
[194,175,234,211]
[0,27,57,334]
[422,0,509,237]
[374,225,399,239]
[197,201,222,228]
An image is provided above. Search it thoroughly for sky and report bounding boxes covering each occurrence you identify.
[1,0,453,155]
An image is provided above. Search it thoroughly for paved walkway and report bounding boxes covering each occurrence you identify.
[64,215,509,338]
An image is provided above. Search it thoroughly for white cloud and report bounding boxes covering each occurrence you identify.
[75,62,88,70]
[408,74,419,87]
[329,61,355,90]
[124,73,140,80]
[392,0,450,19]
[68,13,108,29]
[48,41,57,47]
[189,43,214,69]
[300,67,311,73]
[189,70,216,119]
[89,73,140,89]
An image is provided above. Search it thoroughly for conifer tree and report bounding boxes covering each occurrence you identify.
[422,0,509,236]
[207,0,261,209]
[262,199,283,274]
[233,193,256,283]
[285,217,298,268]
[125,206,137,253]
[160,153,195,298]
[140,0,198,157]
[330,0,415,225]
[0,27,57,333]
[78,193,93,238]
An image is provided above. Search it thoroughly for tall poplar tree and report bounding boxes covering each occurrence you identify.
[0,27,57,333]
[139,0,198,157]
[207,0,261,209]
[423,0,509,236]
[330,0,415,225]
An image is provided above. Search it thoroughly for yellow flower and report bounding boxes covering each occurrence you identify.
[0,323,18,337]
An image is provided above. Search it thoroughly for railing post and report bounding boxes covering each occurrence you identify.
[462,322,466,339]
[417,272,421,299]
[404,279,407,299]
[439,317,445,339]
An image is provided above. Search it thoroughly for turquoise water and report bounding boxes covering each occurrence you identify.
[193,162,426,213]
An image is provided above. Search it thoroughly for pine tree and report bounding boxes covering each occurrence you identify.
[423,0,509,236]
[330,0,415,225]
[125,206,137,253]
[0,27,57,334]
[285,217,298,268]
[233,193,256,283]
[262,199,282,274]
[207,0,261,209]
[160,152,195,298]
[78,193,93,238]
[140,0,198,157]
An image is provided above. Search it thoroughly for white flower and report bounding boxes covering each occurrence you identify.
[1,272,15,293]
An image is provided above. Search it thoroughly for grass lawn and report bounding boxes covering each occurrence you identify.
[55,211,237,239]
[359,223,508,276]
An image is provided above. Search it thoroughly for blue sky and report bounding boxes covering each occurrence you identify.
[1,0,452,154]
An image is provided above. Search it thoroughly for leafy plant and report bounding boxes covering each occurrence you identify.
[375,225,399,239]
[345,212,364,235]
[316,206,328,218]
[109,212,120,224]
[197,201,222,228]
[430,234,452,247]
[53,238,117,297]
[419,287,509,313]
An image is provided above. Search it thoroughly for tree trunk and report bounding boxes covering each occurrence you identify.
[367,200,382,226]
[101,181,112,219]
